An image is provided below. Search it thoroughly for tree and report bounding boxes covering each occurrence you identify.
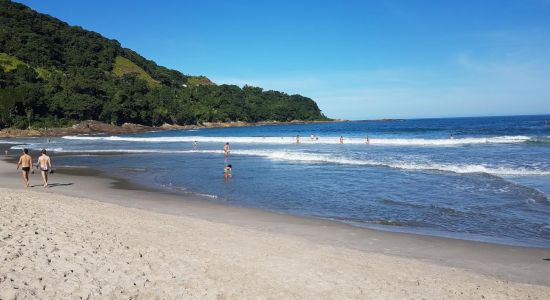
[0,0,328,129]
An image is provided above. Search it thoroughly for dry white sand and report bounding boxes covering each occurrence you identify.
[1,188,550,299]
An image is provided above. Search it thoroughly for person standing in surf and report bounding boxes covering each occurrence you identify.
[224,142,230,157]
[16,148,33,187]
[36,149,52,188]
[296,135,300,144]
[340,136,344,144]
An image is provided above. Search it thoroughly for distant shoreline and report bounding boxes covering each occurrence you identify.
[0,119,402,138]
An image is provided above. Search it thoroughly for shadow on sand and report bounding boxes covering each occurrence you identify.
[47,183,74,187]
[30,183,74,188]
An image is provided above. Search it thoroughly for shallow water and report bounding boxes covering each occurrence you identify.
[4,115,550,247]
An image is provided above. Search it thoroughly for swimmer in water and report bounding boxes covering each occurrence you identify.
[296,135,300,144]
[366,136,370,144]
[224,164,232,179]
[339,136,344,144]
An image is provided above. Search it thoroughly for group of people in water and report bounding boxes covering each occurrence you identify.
[9,119,549,188]
[16,148,52,188]
[295,135,370,144]
[223,142,232,180]
[13,133,373,187]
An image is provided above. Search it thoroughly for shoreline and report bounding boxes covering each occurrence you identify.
[1,157,550,289]
[92,161,550,249]
[1,148,546,249]
[2,142,547,249]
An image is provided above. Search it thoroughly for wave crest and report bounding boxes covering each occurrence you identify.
[42,147,550,176]
[61,135,534,146]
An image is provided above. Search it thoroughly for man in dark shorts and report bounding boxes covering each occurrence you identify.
[16,148,34,187]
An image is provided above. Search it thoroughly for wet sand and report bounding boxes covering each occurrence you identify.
[1,157,550,298]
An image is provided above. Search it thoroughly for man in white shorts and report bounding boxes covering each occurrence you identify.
[36,149,52,188]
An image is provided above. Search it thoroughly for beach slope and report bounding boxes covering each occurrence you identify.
[1,188,549,299]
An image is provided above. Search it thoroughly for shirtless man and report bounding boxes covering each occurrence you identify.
[16,149,33,187]
[36,149,52,188]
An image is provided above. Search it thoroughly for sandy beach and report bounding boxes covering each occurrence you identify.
[1,157,550,299]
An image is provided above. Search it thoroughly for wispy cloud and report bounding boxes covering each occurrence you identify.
[212,28,550,119]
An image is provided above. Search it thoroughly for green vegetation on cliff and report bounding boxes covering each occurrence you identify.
[0,52,27,72]
[0,0,327,129]
[112,56,160,88]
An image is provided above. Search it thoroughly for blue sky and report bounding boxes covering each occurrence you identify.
[17,0,550,119]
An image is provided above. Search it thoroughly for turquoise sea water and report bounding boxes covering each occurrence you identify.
[4,115,550,247]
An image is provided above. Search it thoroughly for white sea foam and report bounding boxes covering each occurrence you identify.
[0,140,26,144]
[196,193,219,199]
[9,145,64,152]
[61,135,533,146]
[48,147,550,176]
[52,149,223,155]
[227,150,550,176]
[368,136,531,146]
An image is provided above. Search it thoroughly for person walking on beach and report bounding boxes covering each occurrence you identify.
[224,142,230,156]
[16,149,33,187]
[36,149,52,188]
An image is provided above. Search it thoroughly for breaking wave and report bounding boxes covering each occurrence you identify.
[61,135,535,146]
[39,147,550,176]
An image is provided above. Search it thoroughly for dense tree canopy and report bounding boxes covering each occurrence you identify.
[0,0,327,129]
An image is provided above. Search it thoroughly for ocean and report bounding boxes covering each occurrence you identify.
[4,115,550,247]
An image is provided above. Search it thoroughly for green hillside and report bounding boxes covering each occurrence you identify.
[0,0,327,129]
[0,52,27,72]
[186,76,215,87]
[112,56,160,88]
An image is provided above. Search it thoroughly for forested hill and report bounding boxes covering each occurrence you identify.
[0,1,328,129]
